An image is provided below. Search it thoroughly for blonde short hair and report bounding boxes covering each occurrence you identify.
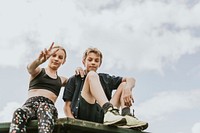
[82,47,103,66]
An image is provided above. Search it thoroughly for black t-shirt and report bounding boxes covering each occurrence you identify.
[62,73,122,117]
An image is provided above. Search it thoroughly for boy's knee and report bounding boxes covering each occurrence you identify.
[120,82,126,87]
[87,71,98,81]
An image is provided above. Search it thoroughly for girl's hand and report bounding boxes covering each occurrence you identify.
[37,42,59,64]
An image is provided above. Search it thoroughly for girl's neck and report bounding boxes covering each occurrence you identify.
[45,67,57,75]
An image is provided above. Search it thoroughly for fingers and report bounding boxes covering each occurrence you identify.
[75,67,85,78]
[44,44,59,59]
[79,70,85,78]
[48,42,59,57]
[123,95,133,107]
[51,48,59,56]
[38,42,56,63]
[37,51,46,64]
[44,48,48,55]
[38,51,43,60]
[48,42,54,51]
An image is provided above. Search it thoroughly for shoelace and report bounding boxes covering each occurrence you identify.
[110,108,120,115]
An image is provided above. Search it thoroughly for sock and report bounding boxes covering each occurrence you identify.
[102,102,113,114]
[121,107,132,116]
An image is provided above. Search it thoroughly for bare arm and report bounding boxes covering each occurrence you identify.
[122,77,136,107]
[64,101,75,118]
[60,76,68,87]
[122,77,135,90]
[27,42,59,76]
[27,58,42,77]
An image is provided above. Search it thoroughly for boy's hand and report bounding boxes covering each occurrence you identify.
[75,67,85,78]
[123,88,134,107]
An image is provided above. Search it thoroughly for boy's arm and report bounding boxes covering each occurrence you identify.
[122,77,136,90]
[64,101,75,118]
[122,77,136,107]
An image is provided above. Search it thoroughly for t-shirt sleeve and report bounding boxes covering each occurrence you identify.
[109,74,123,90]
[62,75,76,102]
[100,73,122,90]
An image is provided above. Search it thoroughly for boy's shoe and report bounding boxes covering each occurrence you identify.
[118,115,148,130]
[103,107,126,126]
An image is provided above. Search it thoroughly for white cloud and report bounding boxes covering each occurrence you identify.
[0,102,21,122]
[0,0,200,73]
[192,122,200,133]
[136,89,200,121]
[76,0,200,73]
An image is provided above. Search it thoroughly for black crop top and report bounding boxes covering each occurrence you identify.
[29,68,62,96]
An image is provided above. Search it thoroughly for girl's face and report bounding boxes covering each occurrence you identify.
[83,52,101,72]
[49,49,66,70]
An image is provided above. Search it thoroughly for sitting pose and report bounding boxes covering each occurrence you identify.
[9,43,67,133]
[63,47,148,130]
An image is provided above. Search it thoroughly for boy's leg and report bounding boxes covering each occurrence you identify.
[81,71,108,106]
[80,71,126,126]
[110,82,126,108]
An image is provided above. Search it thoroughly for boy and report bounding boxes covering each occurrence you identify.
[62,47,148,130]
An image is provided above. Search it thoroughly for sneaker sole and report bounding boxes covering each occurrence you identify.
[104,118,126,126]
[118,123,148,130]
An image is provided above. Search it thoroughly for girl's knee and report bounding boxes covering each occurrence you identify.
[13,108,26,116]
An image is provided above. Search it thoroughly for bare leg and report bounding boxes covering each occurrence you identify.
[81,71,109,107]
[81,71,127,126]
[112,84,148,130]
[110,82,126,108]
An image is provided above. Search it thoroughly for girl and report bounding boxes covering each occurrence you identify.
[9,42,67,133]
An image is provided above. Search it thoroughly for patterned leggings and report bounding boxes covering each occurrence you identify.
[9,96,58,133]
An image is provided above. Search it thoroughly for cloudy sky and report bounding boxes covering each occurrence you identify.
[0,0,200,133]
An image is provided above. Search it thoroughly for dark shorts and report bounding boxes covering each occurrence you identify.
[77,96,104,123]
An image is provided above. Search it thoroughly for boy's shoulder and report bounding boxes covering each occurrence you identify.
[98,72,110,76]
[98,73,115,79]
[67,75,83,82]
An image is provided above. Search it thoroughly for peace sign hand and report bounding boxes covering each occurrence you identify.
[37,42,59,64]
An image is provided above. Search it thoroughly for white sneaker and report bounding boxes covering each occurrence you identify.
[103,107,126,126]
[119,115,148,130]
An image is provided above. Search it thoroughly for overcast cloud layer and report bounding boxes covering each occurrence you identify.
[1,0,200,71]
[0,1,200,133]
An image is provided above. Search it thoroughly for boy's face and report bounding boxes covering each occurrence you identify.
[83,52,101,72]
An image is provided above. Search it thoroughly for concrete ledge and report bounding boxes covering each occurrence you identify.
[0,117,150,133]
